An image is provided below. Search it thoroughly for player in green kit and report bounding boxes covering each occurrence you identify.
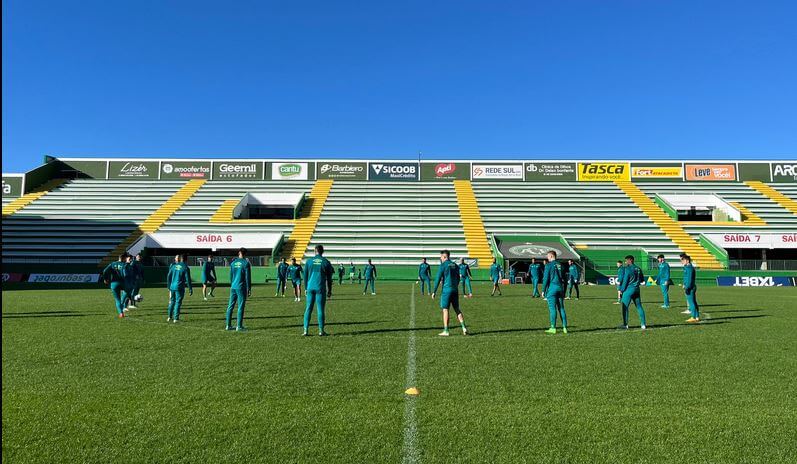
[363,259,377,295]
[132,254,144,305]
[166,254,193,323]
[101,253,129,318]
[276,258,288,297]
[614,260,624,305]
[303,245,334,336]
[565,259,580,300]
[458,258,474,298]
[432,249,468,336]
[618,255,647,330]
[529,258,542,298]
[348,262,356,284]
[338,264,345,285]
[541,250,567,334]
[287,258,303,302]
[122,254,137,311]
[202,254,217,301]
[490,258,503,296]
[654,254,671,309]
[225,248,251,331]
[681,254,700,323]
[418,258,432,295]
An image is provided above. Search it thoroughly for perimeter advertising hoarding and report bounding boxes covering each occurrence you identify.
[108,161,160,180]
[577,163,631,182]
[524,163,577,181]
[716,276,794,287]
[420,162,470,181]
[2,176,23,197]
[471,164,524,181]
[160,161,212,180]
[684,164,737,181]
[317,162,368,180]
[212,161,264,180]
[737,163,772,182]
[60,160,108,179]
[368,162,419,181]
[267,162,315,181]
[630,163,683,182]
[771,163,797,183]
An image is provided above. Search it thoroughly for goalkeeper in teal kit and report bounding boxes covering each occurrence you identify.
[681,254,700,323]
[418,258,432,295]
[102,253,130,318]
[565,259,580,300]
[303,245,334,336]
[541,250,567,334]
[529,258,543,298]
[166,254,193,323]
[226,248,252,331]
[432,250,468,336]
[489,258,503,296]
[363,259,377,295]
[618,255,647,330]
[655,254,671,309]
[458,258,474,298]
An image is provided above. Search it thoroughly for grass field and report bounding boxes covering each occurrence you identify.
[3,282,796,463]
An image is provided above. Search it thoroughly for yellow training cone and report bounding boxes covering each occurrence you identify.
[405,387,420,396]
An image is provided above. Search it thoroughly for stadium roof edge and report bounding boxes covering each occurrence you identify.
[44,156,797,163]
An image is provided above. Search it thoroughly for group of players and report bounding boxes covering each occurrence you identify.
[103,245,701,336]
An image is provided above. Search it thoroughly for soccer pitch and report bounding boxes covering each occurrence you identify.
[2,283,796,463]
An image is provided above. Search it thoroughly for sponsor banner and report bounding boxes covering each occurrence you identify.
[212,161,264,180]
[631,164,683,180]
[737,163,772,182]
[684,164,737,181]
[317,162,368,180]
[524,162,577,181]
[577,163,630,182]
[136,232,282,251]
[108,161,160,180]
[270,162,311,181]
[368,162,419,181]
[472,164,524,181]
[27,273,100,283]
[703,233,797,249]
[60,160,108,179]
[771,163,797,183]
[161,161,212,179]
[716,276,794,287]
[2,273,25,283]
[420,162,470,181]
[595,276,621,286]
[2,176,24,198]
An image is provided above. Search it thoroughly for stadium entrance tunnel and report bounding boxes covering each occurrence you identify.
[234,192,305,220]
[702,232,797,271]
[494,235,581,283]
[127,232,284,266]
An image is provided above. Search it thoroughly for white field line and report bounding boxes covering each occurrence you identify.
[402,285,420,464]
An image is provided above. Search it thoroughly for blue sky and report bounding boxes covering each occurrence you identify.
[3,0,796,173]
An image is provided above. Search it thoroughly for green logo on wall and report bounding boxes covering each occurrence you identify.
[279,164,302,176]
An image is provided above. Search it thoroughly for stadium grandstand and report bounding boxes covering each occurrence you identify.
[3,157,796,285]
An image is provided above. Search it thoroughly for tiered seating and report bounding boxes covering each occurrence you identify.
[472,182,683,259]
[635,182,797,237]
[308,182,469,265]
[158,181,314,239]
[2,180,184,264]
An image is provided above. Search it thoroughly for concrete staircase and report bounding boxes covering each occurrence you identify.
[2,179,67,216]
[98,179,207,266]
[615,181,724,269]
[453,180,494,265]
[280,180,334,260]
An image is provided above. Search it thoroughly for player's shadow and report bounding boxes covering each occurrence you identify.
[472,327,549,335]
[2,311,104,318]
[343,326,441,336]
[708,309,762,314]
[704,314,768,322]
